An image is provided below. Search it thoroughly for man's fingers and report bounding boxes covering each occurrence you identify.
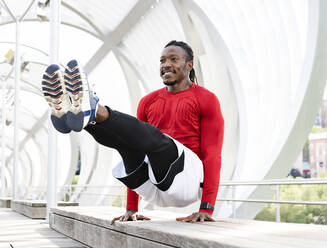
[176,212,216,223]
[183,216,193,222]
[111,213,151,223]
[177,213,197,222]
[183,217,193,222]
[206,215,215,222]
[110,216,121,225]
[191,214,200,223]
[136,215,151,221]
[187,213,198,222]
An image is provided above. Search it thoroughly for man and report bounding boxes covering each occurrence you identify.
[41,40,224,223]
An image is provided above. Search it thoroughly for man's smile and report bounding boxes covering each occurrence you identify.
[161,68,175,76]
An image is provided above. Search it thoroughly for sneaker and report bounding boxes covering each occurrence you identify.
[41,64,71,133]
[64,59,99,132]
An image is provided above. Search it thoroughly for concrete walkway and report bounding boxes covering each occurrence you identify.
[0,208,86,248]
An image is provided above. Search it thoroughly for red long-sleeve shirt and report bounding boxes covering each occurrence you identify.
[126,83,224,215]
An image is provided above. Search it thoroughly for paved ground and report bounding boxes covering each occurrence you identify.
[0,208,86,248]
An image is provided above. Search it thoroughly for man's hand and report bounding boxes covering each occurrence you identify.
[110,210,151,224]
[176,211,215,223]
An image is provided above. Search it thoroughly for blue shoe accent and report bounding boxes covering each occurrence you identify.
[64,59,99,132]
[84,91,99,123]
[41,64,71,133]
[51,115,71,133]
[66,111,84,132]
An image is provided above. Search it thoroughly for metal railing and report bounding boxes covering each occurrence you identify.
[59,184,127,207]
[11,179,327,222]
[217,179,327,222]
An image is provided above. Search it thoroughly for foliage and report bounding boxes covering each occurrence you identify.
[312,126,327,133]
[72,175,79,185]
[255,184,327,225]
[320,172,327,178]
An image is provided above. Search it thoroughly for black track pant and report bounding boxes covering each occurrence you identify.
[84,107,178,182]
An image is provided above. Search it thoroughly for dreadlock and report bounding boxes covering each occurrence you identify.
[164,40,198,84]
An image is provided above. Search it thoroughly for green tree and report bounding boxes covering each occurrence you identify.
[255,184,327,225]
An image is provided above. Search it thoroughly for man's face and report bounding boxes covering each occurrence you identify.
[160,46,191,86]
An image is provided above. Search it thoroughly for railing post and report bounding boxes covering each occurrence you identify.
[68,185,71,202]
[232,186,236,218]
[275,185,280,222]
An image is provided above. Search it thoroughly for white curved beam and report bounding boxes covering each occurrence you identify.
[5,110,48,165]
[113,49,143,114]
[115,47,150,93]
[171,0,205,85]
[234,0,327,219]
[84,0,156,74]
[0,41,49,56]
[63,132,79,185]
[0,18,102,39]
[61,1,104,38]
[0,0,16,21]
[1,79,41,95]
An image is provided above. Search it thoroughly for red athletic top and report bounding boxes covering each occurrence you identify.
[126,83,224,215]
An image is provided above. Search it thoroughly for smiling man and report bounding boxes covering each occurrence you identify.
[41,40,224,223]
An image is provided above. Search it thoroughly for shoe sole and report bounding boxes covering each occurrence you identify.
[42,64,71,133]
[64,60,86,132]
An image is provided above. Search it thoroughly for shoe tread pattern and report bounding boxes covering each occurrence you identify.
[41,64,71,133]
[64,60,83,112]
[41,64,65,114]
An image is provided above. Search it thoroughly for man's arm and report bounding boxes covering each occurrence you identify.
[198,92,224,215]
[176,91,224,222]
[126,188,139,211]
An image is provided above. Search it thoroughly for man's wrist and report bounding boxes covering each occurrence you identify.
[200,202,215,211]
[126,209,137,213]
[199,208,213,215]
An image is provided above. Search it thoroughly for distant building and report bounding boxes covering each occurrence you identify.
[315,112,321,126]
[321,100,327,128]
[308,132,327,177]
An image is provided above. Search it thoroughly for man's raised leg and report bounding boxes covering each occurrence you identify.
[86,104,178,182]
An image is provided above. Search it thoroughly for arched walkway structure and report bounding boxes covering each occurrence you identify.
[0,0,326,219]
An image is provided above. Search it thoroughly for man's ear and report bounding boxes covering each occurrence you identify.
[187,60,193,71]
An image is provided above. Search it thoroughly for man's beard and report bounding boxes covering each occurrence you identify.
[163,80,178,86]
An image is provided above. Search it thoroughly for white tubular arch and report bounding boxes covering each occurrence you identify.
[171,0,247,214]
[234,0,327,219]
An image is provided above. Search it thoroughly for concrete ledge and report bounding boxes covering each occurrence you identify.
[50,206,327,248]
[12,200,78,219]
[0,197,11,208]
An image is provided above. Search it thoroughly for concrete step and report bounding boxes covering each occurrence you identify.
[11,200,78,219]
[50,206,327,248]
[0,197,11,208]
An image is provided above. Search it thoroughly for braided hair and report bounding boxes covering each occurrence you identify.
[164,40,198,84]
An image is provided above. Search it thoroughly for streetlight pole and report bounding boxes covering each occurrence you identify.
[1,76,7,196]
[13,19,21,200]
[46,0,61,222]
